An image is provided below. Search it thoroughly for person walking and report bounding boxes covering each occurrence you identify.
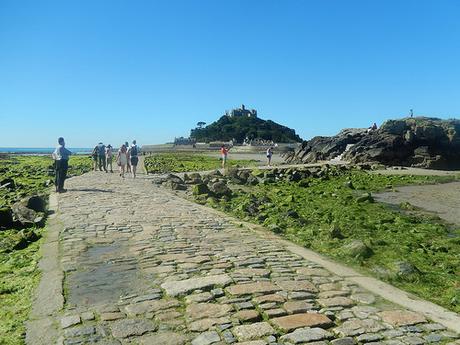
[97,142,107,172]
[117,144,128,178]
[52,137,72,193]
[128,140,140,178]
[266,146,274,166]
[220,144,229,168]
[106,144,113,173]
[91,145,98,171]
[125,141,132,173]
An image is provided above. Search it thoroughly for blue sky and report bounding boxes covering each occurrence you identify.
[1,0,459,147]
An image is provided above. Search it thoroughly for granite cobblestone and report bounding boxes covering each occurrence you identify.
[38,172,458,344]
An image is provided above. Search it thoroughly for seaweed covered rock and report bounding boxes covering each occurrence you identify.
[0,178,15,190]
[0,229,40,253]
[184,172,202,184]
[208,181,232,197]
[342,240,373,259]
[285,117,460,170]
[11,196,47,226]
[0,207,13,229]
[192,183,210,196]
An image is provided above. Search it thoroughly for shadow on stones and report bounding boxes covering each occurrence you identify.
[66,244,142,307]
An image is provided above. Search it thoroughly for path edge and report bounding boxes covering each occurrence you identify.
[25,192,64,345]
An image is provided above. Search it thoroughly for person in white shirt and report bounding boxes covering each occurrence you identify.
[52,137,72,193]
[106,145,113,173]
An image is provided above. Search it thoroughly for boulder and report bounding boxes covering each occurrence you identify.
[192,183,210,196]
[166,181,187,191]
[356,192,374,203]
[184,173,202,184]
[267,224,284,234]
[0,207,13,229]
[165,174,184,184]
[26,195,47,212]
[246,175,259,185]
[0,229,40,253]
[208,181,231,197]
[11,200,45,226]
[329,225,345,239]
[342,240,373,259]
[0,178,15,190]
[393,261,420,281]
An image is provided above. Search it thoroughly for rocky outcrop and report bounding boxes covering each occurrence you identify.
[284,117,460,170]
[11,195,47,226]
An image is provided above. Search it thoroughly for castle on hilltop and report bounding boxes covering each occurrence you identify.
[225,104,257,118]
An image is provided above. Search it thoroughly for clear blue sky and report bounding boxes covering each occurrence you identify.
[1,0,459,147]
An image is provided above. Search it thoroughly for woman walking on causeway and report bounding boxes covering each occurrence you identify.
[117,144,128,178]
[220,144,229,168]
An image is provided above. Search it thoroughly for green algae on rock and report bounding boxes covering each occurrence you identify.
[192,167,460,313]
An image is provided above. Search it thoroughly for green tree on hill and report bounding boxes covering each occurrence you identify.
[190,115,302,143]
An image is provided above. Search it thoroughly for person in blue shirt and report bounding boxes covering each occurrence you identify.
[52,137,72,193]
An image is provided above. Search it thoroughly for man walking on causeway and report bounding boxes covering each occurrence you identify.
[97,142,107,172]
[52,137,72,193]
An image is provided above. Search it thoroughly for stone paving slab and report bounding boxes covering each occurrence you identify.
[26,171,460,345]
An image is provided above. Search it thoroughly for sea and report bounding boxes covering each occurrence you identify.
[0,147,92,155]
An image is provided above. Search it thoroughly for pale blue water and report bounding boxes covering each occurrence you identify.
[0,147,92,155]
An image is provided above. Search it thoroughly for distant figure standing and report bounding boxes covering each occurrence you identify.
[96,142,107,172]
[117,144,128,178]
[52,137,72,193]
[266,146,274,166]
[371,122,377,131]
[129,140,140,178]
[91,145,98,171]
[125,141,131,173]
[106,144,113,173]
[220,145,229,168]
[410,109,414,117]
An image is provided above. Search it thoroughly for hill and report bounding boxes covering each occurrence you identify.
[190,111,302,144]
[284,116,460,170]
[190,115,302,143]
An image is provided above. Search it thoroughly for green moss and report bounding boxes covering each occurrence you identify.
[144,153,257,174]
[0,155,92,344]
[0,236,42,345]
[205,169,460,312]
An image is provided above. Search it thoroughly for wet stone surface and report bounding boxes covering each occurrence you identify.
[44,172,459,344]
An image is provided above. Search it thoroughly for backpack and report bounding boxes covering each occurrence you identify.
[98,145,105,156]
[130,145,138,156]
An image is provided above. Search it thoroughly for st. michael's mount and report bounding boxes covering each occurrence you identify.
[190,105,302,144]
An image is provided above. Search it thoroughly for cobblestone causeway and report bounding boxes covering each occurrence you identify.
[30,172,460,345]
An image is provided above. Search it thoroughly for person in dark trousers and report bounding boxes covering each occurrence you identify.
[128,140,140,178]
[52,137,72,193]
[97,142,107,172]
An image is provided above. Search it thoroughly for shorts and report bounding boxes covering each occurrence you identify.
[130,156,139,166]
[221,154,227,161]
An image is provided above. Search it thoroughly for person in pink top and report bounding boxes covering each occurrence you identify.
[220,144,229,168]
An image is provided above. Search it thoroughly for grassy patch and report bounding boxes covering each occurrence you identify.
[0,236,42,345]
[0,155,92,344]
[203,169,460,312]
[144,153,257,174]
